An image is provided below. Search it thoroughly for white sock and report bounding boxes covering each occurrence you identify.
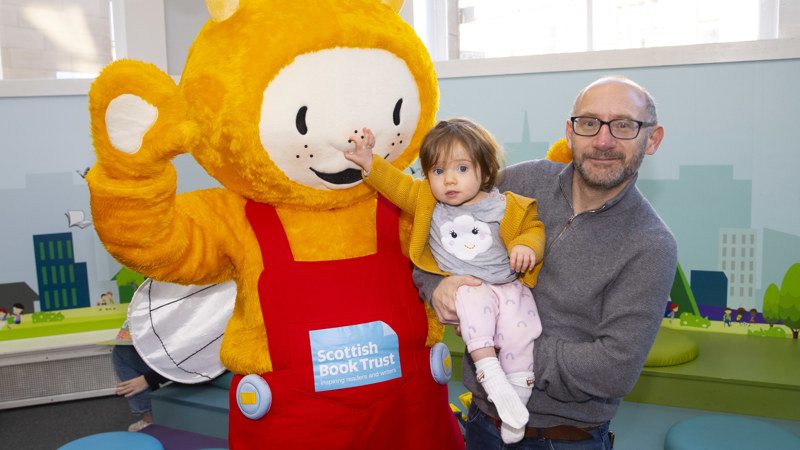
[500,421,525,444]
[500,371,535,443]
[475,358,529,429]
[507,371,535,405]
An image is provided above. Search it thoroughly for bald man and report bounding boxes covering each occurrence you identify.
[415,76,677,449]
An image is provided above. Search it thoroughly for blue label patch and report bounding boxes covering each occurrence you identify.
[310,321,401,392]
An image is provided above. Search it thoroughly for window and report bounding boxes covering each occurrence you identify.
[3,0,798,94]
[0,0,114,80]
[416,0,787,62]
[0,0,167,87]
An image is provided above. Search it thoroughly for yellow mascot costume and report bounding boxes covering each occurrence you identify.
[87,0,463,448]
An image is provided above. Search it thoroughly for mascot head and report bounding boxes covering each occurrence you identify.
[180,0,438,210]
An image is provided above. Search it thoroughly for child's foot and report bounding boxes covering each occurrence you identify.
[128,419,152,432]
[501,421,526,444]
[475,358,529,429]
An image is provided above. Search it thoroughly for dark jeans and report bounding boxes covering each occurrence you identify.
[465,402,613,450]
[111,345,153,415]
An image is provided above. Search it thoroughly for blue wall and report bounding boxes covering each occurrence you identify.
[1,57,799,314]
[433,59,800,310]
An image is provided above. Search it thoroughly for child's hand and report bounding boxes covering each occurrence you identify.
[343,127,375,171]
[509,245,537,273]
[116,375,149,397]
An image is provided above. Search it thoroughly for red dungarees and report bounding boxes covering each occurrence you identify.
[229,197,463,449]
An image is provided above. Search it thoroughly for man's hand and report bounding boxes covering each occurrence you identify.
[509,245,537,273]
[116,375,149,398]
[430,274,482,326]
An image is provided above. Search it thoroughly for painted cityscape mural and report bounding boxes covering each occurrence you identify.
[1,61,798,343]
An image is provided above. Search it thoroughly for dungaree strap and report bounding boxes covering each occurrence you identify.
[375,195,402,255]
[245,200,295,266]
[245,196,402,267]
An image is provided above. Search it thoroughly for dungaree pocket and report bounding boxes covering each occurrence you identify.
[286,307,417,412]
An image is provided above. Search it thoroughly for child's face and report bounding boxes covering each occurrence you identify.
[427,143,485,206]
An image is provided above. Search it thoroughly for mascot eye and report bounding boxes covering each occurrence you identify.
[450,230,457,239]
[472,227,479,235]
[296,106,308,135]
[393,98,403,126]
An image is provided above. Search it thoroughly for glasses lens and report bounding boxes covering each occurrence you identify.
[573,117,599,135]
[572,117,641,139]
[610,119,639,139]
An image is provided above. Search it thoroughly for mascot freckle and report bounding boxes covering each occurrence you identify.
[87,0,464,448]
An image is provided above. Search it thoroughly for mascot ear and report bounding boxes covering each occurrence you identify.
[382,0,405,13]
[206,0,238,22]
[545,138,573,163]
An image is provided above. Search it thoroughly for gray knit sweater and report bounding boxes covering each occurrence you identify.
[415,159,677,428]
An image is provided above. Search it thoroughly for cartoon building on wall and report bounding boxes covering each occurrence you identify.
[0,282,39,314]
[690,270,728,308]
[719,228,757,309]
[33,233,90,311]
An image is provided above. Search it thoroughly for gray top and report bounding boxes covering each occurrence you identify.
[415,159,677,428]
[430,188,516,285]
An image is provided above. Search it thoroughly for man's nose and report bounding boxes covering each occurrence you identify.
[594,123,616,147]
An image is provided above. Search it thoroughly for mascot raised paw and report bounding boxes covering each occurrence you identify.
[87,0,463,448]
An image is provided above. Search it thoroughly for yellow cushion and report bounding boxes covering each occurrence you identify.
[645,328,699,367]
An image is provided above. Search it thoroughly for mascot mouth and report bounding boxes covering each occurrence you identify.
[310,167,363,185]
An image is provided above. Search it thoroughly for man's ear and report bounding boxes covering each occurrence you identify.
[565,119,574,150]
[645,125,664,155]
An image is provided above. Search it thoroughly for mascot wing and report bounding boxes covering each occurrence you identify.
[128,279,237,383]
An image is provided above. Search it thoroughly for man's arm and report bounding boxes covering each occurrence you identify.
[534,231,677,402]
[412,268,480,327]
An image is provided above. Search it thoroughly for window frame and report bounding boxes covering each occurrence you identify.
[1,0,798,97]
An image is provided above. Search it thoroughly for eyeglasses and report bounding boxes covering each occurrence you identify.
[570,116,655,140]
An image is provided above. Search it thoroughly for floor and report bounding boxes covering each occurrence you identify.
[0,394,135,450]
[447,380,800,449]
[2,387,800,449]
[611,400,800,450]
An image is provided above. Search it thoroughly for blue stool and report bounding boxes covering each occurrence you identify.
[57,431,164,450]
[664,415,800,450]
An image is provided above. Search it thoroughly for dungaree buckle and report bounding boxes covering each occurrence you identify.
[236,374,272,420]
[430,342,452,385]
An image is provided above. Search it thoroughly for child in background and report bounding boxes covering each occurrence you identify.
[111,320,169,432]
[344,118,544,443]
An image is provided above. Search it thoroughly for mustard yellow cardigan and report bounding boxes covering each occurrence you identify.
[366,157,545,288]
